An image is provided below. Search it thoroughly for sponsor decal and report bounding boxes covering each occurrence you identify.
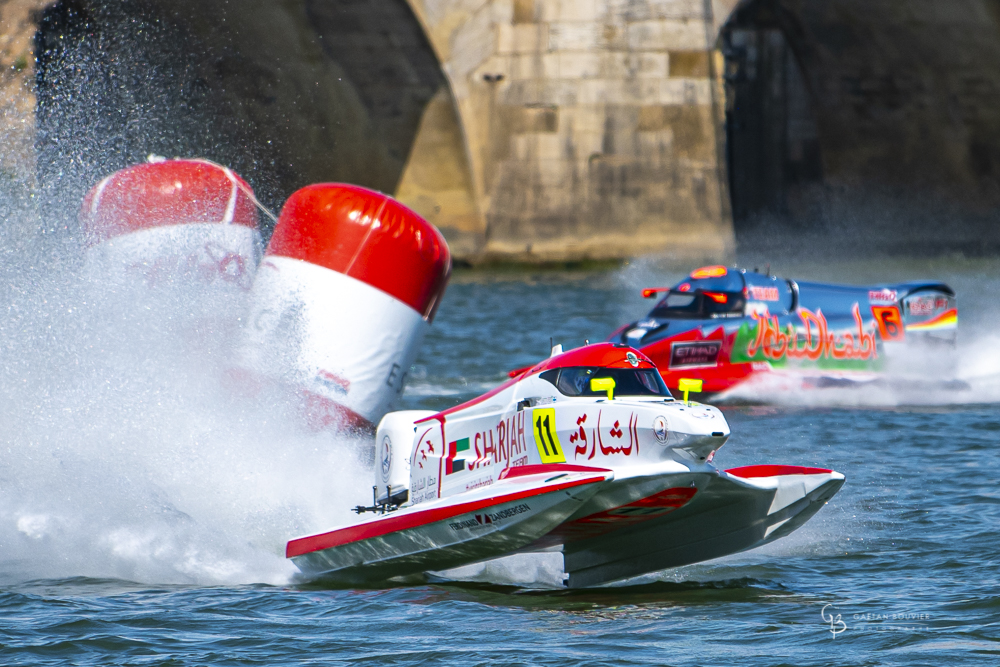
[489,504,531,521]
[385,363,406,393]
[380,435,392,481]
[868,289,898,304]
[317,369,350,395]
[410,426,442,502]
[409,475,437,504]
[653,416,668,443]
[412,429,436,470]
[669,340,722,369]
[449,517,482,531]
[464,477,494,491]
[124,242,253,289]
[449,503,531,531]
[465,412,529,472]
[571,410,640,460]
[532,408,566,464]
[445,437,470,475]
[748,286,780,301]
[746,304,877,362]
[906,295,949,316]
[871,306,905,342]
[626,351,639,367]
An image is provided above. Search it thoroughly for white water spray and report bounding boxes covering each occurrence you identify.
[0,241,372,586]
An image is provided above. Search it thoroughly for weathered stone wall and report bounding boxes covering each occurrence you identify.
[1,0,739,262]
[0,0,48,227]
[6,0,1000,260]
[409,0,737,261]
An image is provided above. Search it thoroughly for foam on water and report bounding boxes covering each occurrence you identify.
[0,243,373,586]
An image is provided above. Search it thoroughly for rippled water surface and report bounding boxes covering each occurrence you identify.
[1,257,998,665]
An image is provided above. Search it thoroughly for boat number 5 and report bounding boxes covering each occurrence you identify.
[871,306,905,342]
[532,408,566,464]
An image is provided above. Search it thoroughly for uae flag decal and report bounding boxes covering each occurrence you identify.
[446,438,470,475]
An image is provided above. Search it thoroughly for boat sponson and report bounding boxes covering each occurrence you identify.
[562,468,844,588]
[288,469,611,584]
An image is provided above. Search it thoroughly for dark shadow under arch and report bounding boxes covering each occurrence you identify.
[721,0,1000,258]
[34,0,449,239]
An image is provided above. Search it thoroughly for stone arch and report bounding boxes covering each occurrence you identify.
[30,0,482,247]
[12,0,748,263]
[407,0,739,262]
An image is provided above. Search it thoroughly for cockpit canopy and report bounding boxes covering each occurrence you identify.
[539,366,672,398]
[518,343,671,399]
[649,266,794,319]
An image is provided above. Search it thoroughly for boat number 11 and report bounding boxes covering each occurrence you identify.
[532,408,566,464]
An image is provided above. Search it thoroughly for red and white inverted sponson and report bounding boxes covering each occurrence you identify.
[236,183,451,431]
[80,157,261,286]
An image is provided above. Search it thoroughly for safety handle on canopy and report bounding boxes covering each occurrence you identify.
[677,378,703,405]
[590,377,616,401]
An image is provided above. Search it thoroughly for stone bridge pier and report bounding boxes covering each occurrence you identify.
[4,0,1000,262]
[404,0,737,261]
[1,0,738,263]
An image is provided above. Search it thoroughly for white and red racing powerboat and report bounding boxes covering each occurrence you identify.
[287,343,845,587]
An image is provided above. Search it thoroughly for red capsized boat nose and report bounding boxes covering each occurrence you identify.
[234,184,451,432]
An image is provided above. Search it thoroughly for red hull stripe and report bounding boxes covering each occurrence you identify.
[498,463,612,480]
[725,464,833,478]
[286,474,607,559]
[297,390,374,432]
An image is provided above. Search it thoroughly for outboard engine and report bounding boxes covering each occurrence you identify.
[374,410,436,505]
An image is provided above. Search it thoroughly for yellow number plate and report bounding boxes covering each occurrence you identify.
[532,408,566,463]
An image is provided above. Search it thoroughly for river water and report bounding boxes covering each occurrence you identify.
[0,253,998,665]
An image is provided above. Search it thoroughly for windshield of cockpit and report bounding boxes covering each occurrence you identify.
[539,367,673,399]
[648,269,746,319]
